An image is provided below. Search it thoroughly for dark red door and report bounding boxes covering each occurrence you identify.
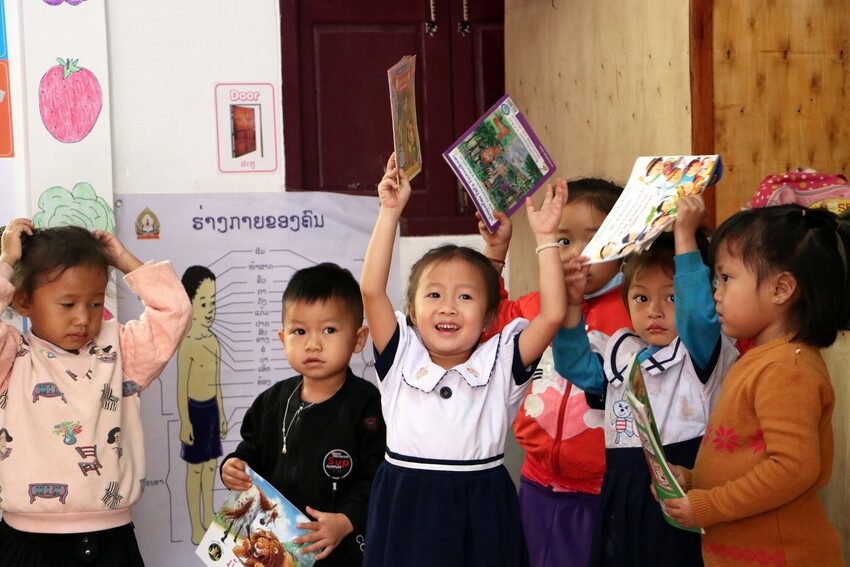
[281,0,504,235]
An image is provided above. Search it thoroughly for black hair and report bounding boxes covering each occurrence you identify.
[622,228,711,307]
[282,263,363,326]
[711,204,850,347]
[181,265,216,300]
[3,225,111,299]
[406,245,501,324]
[565,177,623,215]
[107,427,121,444]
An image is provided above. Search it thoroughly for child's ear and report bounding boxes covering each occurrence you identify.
[483,312,496,333]
[352,326,369,354]
[277,329,286,353]
[773,271,798,305]
[407,305,417,326]
[11,291,30,317]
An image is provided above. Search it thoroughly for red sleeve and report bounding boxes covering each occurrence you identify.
[481,277,540,341]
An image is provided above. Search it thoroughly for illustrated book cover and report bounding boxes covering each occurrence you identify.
[388,55,422,180]
[623,356,704,534]
[443,94,555,232]
[195,467,317,566]
[582,155,722,263]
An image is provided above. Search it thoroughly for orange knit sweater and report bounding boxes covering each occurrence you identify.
[687,336,843,566]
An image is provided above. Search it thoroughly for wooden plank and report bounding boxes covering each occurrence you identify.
[505,0,692,296]
[713,0,850,223]
[690,0,716,227]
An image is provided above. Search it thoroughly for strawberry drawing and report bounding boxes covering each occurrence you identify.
[39,58,102,143]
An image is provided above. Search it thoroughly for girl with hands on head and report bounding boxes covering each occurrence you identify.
[0,219,191,565]
[361,153,566,566]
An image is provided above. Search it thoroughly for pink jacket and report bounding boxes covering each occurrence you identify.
[0,261,191,533]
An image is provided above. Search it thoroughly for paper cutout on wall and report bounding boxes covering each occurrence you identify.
[39,58,102,143]
[42,0,87,6]
[33,182,116,231]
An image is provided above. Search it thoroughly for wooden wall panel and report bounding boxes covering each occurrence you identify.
[821,332,850,561]
[713,0,850,222]
[505,0,692,296]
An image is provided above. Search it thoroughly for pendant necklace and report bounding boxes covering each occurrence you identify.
[281,379,311,454]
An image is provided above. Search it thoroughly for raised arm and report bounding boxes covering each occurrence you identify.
[361,153,410,352]
[0,219,33,390]
[672,195,719,371]
[516,179,568,367]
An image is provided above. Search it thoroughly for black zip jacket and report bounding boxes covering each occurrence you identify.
[222,369,386,566]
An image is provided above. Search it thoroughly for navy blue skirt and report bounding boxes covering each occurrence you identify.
[589,437,704,567]
[364,460,528,567]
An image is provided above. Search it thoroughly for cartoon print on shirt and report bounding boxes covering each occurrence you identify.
[102,481,123,509]
[611,398,635,444]
[76,445,103,476]
[15,337,29,358]
[100,384,119,411]
[0,391,7,409]
[53,420,82,445]
[122,381,141,397]
[0,428,12,459]
[32,382,67,403]
[28,483,69,504]
[66,369,94,381]
[107,426,122,459]
[89,344,117,363]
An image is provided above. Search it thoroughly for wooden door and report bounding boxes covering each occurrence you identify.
[281,0,504,235]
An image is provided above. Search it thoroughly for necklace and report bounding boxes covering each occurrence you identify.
[281,379,311,454]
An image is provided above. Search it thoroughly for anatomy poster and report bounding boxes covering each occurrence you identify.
[115,191,399,565]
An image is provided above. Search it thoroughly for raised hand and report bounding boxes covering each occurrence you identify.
[477,210,512,264]
[526,178,567,244]
[91,230,143,274]
[377,153,411,212]
[564,255,590,306]
[0,218,34,267]
[672,194,706,254]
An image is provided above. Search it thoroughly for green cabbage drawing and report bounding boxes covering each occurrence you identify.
[32,182,115,232]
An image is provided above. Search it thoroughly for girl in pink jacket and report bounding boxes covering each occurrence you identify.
[0,218,191,566]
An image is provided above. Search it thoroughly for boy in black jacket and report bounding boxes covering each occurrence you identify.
[221,263,386,566]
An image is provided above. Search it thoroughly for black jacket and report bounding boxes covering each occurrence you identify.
[222,370,386,566]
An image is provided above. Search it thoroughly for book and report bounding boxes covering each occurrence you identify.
[622,355,704,534]
[195,467,317,567]
[388,55,422,180]
[443,94,556,232]
[581,155,723,263]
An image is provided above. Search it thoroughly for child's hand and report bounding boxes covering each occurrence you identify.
[668,464,690,490]
[664,495,699,529]
[92,230,143,274]
[0,218,34,267]
[564,255,590,306]
[377,153,411,212]
[295,507,354,560]
[477,210,512,264]
[526,178,567,244]
[672,195,705,254]
[221,457,252,492]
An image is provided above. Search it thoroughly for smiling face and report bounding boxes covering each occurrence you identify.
[191,278,216,329]
[557,200,621,294]
[409,258,491,369]
[713,245,790,346]
[15,264,108,351]
[278,298,367,383]
[626,264,677,347]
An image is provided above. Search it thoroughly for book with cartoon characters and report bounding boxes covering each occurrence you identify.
[443,94,556,233]
[582,155,723,263]
[388,55,422,180]
[195,466,317,566]
[623,356,704,534]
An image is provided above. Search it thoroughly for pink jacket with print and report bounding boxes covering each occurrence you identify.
[0,261,191,533]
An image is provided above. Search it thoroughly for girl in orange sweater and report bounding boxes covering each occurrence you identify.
[665,204,850,566]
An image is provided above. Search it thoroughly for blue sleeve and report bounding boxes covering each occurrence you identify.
[552,320,606,395]
[673,250,720,371]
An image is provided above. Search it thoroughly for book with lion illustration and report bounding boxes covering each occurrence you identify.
[443,94,555,233]
[195,467,316,566]
[582,155,723,263]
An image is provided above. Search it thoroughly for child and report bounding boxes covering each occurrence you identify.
[221,263,386,566]
[0,218,192,565]
[664,205,849,566]
[360,153,567,566]
[479,178,631,567]
[552,196,739,566]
